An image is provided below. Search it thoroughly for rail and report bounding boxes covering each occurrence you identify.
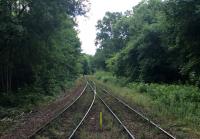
[29,82,88,138]
[97,94,136,139]
[68,81,96,139]
[101,88,176,139]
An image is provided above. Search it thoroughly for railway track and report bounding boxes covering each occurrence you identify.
[24,78,176,139]
[97,94,135,139]
[28,79,134,139]
[29,81,96,139]
[96,82,176,139]
[87,80,135,139]
[68,83,96,139]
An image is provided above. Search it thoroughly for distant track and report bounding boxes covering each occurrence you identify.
[99,86,176,139]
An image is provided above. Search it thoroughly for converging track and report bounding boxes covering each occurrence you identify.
[68,81,96,139]
[30,80,96,139]
[26,78,176,139]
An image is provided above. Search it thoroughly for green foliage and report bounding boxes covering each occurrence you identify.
[93,0,200,85]
[163,0,200,85]
[127,82,200,126]
[0,0,89,107]
[94,72,200,136]
[79,54,94,75]
[94,71,128,86]
[93,12,127,70]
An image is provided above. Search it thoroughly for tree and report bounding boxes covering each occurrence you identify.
[0,0,89,100]
[94,12,130,70]
[94,0,187,83]
[80,54,94,75]
[164,0,200,85]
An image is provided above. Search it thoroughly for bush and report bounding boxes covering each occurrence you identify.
[138,85,148,93]
[94,72,200,135]
[128,82,200,126]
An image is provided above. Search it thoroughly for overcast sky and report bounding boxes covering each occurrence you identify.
[77,0,141,55]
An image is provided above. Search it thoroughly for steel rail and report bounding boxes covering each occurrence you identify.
[101,88,176,139]
[28,82,88,138]
[68,82,96,139]
[97,94,135,139]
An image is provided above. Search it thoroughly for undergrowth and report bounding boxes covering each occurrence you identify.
[93,71,200,138]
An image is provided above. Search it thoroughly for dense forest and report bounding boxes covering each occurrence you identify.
[93,0,200,86]
[0,0,90,108]
[0,0,200,137]
[92,1,200,135]
[0,0,199,111]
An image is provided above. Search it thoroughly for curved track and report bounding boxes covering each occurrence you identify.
[29,78,176,139]
[68,81,96,139]
[29,81,96,139]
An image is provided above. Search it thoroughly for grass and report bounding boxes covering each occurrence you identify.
[93,71,200,138]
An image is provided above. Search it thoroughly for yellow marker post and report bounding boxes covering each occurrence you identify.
[100,112,102,130]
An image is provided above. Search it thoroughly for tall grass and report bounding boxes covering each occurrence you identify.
[128,82,200,128]
[93,71,200,137]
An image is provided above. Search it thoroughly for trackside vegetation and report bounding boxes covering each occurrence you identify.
[0,0,91,134]
[93,71,200,138]
[0,0,200,138]
[93,0,200,86]
[0,0,91,108]
[92,1,200,137]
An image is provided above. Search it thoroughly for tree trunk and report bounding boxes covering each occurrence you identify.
[0,66,4,91]
[6,65,9,93]
[9,68,12,91]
